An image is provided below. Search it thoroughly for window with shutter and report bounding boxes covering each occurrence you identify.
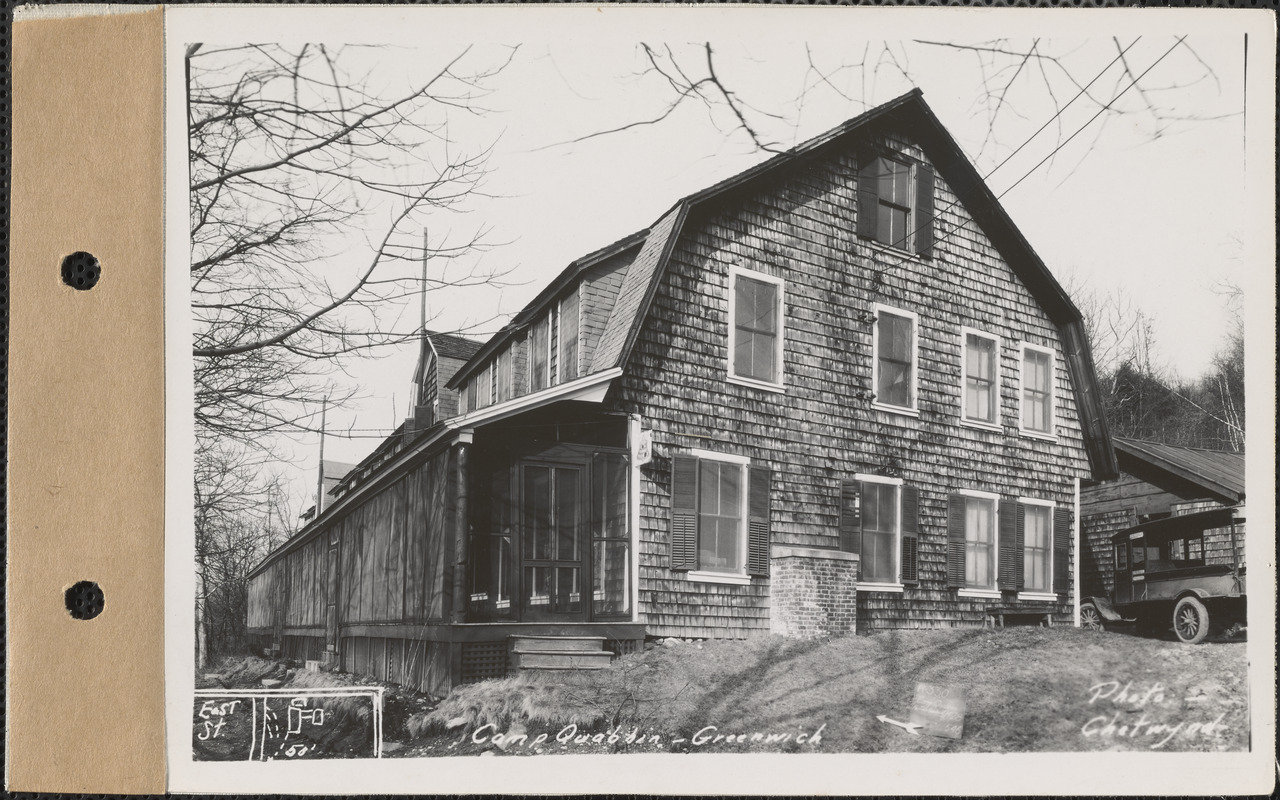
[856,150,935,258]
[1018,500,1055,597]
[669,455,699,571]
[900,485,919,585]
[839,480,861,555]
[851,474,907,589]
[998,499,1018,591]
[953,490,1000,596]
[1053,506,1072,594]
[671,451,768,584]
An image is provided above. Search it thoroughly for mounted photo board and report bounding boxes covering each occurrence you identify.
[4,4,1277,796]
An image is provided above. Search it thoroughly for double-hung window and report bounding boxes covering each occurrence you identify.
[873,305,917,413]
[948,490,999,596]
[859,476,899,585]
[839,475,919,589]
[857,150,935,258]
[728,267,785,390]
[1020,343,1055,437]
[961,329,1000,427]
[1020,499,1054,597]
[669,450,771,584]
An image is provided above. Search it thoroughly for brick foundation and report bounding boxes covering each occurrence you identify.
[770,546,859,638]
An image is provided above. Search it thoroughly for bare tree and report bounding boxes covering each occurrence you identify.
[556,38,1230,171]
[194,438,290,665]
[189,43,517,446]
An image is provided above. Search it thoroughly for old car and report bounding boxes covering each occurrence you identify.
[1080,506,1245,643]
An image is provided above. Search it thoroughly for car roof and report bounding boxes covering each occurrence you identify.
[1111,506,1241,544]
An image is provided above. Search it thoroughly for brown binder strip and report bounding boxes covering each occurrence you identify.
[9,6,167,793]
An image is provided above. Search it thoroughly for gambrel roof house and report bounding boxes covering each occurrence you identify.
[246,89,1118,696]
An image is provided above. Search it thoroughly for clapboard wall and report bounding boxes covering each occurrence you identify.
[611,122,1087,636]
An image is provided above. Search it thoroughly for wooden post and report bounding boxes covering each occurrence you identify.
[451,434,472,624]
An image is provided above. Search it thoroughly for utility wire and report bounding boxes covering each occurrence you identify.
[874,36,1178,278]
[878,36,1143,259]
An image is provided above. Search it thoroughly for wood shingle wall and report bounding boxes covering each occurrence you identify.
[612,124,1087,636]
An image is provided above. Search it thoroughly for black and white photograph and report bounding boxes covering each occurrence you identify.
[165,6,1275,794]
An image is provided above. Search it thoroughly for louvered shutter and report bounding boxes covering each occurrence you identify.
[914,163,935,258]
[900,485,919,585]
[669,455,699,571]
[1014,503,1027,589]
[747,466,772,577]
[856,150,880,241]
[839,479,862,555]
[1053,506,1072,594]
[997,498,1018,591]
[946,494,966,588]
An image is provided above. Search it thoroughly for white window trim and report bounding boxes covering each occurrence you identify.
[687,570,753,586]
[871,304,919,415]
[686,449,751,579]
[858,581,905,594]
[726,265,786,391]
[1018,342,1058,440]
[854,472,903,584]
[957,489,999,592]
[959,326,1002,431]
[1018,591,1058,602]
[1018,497,1057,597]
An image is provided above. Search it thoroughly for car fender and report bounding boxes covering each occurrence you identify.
[1175,588,1211,602]
[1085,596,1128,622]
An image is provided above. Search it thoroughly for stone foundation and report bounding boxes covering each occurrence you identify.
[770,545,859,638]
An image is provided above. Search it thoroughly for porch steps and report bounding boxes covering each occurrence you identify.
[509,635,613,671]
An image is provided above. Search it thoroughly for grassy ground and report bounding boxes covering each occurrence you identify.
[200,625,1248,758]
[400,625,1248,755]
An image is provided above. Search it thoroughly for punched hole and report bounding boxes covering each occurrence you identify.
[65,581,105,620]
[61,251,101,291]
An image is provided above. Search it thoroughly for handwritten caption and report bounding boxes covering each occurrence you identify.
[1081,680,1228,749]
[193,688,384,761]
[470,723,826,752]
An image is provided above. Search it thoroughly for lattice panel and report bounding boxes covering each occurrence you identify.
[461,641,509,683]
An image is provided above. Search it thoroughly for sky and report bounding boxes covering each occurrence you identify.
[176,8,1265,524]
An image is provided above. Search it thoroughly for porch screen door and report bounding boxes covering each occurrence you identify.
[521,464,586,620]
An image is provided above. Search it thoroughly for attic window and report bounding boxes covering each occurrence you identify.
[857,151,935,258]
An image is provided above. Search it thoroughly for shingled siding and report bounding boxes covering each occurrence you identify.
[580,251,632,370]
[1081,509,1134,598]
[611,126,1088,636]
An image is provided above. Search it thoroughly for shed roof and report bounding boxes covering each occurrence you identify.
[1115,437,1245,503]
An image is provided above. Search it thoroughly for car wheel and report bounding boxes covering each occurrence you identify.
[1173,596,1210,644]
[1079,602,1105,631]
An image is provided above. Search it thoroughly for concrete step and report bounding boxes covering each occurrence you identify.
[509,635,606,653]
[511,649,613,670]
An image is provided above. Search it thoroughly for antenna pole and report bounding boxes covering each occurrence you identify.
[316,398,327,514]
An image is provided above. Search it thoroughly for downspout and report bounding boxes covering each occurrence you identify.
[1073,476,1081,627]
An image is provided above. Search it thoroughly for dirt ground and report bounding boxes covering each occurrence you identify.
[199,624,1249,759]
